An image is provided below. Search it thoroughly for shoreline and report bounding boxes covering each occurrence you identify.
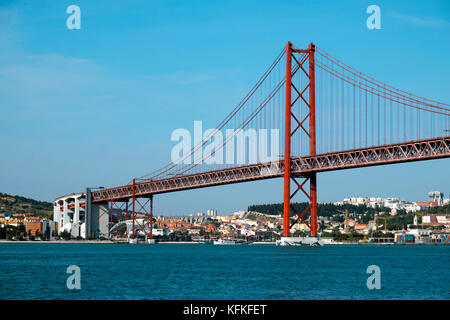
[0,240,446,245]
[0,240,116,244]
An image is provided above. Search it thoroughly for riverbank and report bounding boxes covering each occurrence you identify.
[0,240,208,244]
[0,240,446,245]
[0,240,115,244]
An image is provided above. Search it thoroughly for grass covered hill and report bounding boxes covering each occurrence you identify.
[0,192,53,218]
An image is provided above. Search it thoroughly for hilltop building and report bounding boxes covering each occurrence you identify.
[428,191,444,206]
[336,190,448,214]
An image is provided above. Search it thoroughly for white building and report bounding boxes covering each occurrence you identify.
[340,195,425,213]
[428,191,444,206]
[53,192,109,239]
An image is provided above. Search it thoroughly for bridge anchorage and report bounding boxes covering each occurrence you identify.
[54,41,450,245]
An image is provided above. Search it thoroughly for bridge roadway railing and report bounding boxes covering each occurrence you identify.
[91,136,450,203]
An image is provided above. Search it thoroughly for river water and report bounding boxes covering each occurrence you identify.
[0,243,448,299]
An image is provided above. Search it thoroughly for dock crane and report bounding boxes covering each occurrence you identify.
[368,216,388,241]
[337,209,350,233]
[375,216,389,231]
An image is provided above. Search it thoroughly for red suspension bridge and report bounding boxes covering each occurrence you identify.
[83,42,449,239]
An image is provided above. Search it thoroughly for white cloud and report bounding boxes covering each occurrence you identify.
[389,12,449,28]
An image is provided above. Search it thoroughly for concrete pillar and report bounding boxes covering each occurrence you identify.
[53,202,61,233]
[72,197,80,237]
[87,203,109,239]
[50,221,56,240]
[80,222,86,239]
[74,198,80,225]
[86,189,91,238]
[98,204,109,237]
[62,199,70,232]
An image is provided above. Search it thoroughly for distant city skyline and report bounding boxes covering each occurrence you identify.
[0,1,449,215]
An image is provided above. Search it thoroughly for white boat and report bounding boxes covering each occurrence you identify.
[276,236,324,247]
[213,238,247,245]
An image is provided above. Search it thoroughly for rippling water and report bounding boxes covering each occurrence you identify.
[0,243,448,300]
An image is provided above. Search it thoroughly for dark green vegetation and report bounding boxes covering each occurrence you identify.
[248,202,384,218]
[425,203,450,214]
[0,224,25,240]
[248,202,448,219]
[0,223,54,240]
[376,212,415,230]
[0,192,52,218]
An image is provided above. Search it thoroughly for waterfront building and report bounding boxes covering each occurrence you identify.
[25,221,42,236]
[394,229,433,244]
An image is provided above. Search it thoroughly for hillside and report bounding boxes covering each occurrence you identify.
[248,202,380,218]
[243,211,283,224]
[248,202,449,218]
[0,192,53,218]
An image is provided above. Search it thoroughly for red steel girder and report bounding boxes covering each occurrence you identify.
[109,199,128,238]
[90,136,450,203]
[289,176,312,229]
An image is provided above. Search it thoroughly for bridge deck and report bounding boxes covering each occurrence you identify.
[91,136,450,203]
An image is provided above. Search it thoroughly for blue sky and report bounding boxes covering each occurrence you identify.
[0,0,449,215]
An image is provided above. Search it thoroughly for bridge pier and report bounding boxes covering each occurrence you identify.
[85,189,109,239]
[108,198,130,239]
[86,201,109,239]
[310,173,318,237]
[283,41,318,237]
[130,179,154,241]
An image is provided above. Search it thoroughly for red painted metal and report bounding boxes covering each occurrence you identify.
[109,199,113,238]
[309,43,318,237]
[283,42,292,237]
[134,197,151,238]
[150,195,153,239]
[129,182,153,240]
[91,136,450,203]
[132,178,136,239]
[282,42,318,237]
[54,42,450,242]
[108,199,128,238]
[310,174,317,236]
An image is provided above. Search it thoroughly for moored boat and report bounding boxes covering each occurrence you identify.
[213,238,248,245]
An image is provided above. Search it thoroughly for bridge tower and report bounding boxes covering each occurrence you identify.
[283,42,318,237]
